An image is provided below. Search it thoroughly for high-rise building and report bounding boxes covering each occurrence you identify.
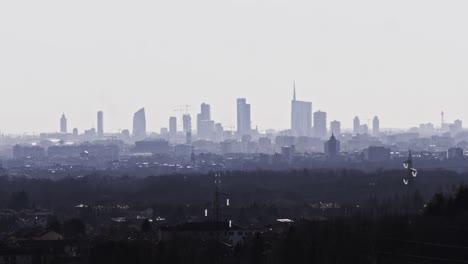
[200,103,211,121]
[373,116,380,137]
[419,123,435,136]
[313,111,327,139]
[169,116,177,136]
[198,120,214,140]
[197,103,214,140]
[237,98,251,137]
[160,128,169,136]
[291,84,312,137]
[133,108,146,139]
[353,116,361,135]
[182,114,192,144]
[60,114,67,133]
[182,114,192,133]
[215,123,224,142]
[330,120,341,136]
[97,111,104,138]
[84,128,96,139]
[452,119,463,135]
[324,134,340,158]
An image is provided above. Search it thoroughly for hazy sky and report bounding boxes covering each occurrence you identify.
[1,0,467,134]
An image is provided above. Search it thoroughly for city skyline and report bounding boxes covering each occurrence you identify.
[47,102,461,138]
[1,95,464,136]
[0,78,465,135]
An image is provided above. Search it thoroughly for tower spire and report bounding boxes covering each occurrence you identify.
[293,80,296,101]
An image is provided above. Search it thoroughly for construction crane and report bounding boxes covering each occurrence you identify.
[173,104,192,114]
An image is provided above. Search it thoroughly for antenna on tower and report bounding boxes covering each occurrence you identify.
[441,111,445,129]
[210,172,231,241]
[213,172,229,223]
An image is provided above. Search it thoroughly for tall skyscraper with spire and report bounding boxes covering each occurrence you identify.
[60,113,67,133]
[291,81,312,137]
[133,108,146,139]
[97,111,104,138]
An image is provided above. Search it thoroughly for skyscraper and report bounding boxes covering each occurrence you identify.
[133,108,146,139]
[313,111,327,139]
[97,111,104,138]
[198,120,214,140]
[419,123,435,136]
[197,103,214,140]
[291,84,312,137]
[353,116,361,135]
[373,116,380,137]
[182,114,192,133]
[169,116,177,136]
[215,122,224,142]
[454,119,462,131]
[200,103,211,121]
[183,114,192,144]
[60,114,67,133]
[237,98,251,137]
[330,120,341,136]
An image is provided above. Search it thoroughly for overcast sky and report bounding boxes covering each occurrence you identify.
[0,0,467,134]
